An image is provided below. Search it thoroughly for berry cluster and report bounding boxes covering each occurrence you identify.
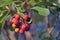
[10,14,32,35]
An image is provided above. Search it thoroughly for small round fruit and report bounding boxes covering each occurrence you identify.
[21,23,30,31]
[23,14,29,21]
[25,23,30,31]
[12,24,16,28]
[13,19,19,25]
[15,28,19,32]
[25,23,30,27]
[21,24,26,31]
[19,29,24,35]
[10,18,15,24]
[25,27,29,31]
[16,22,20,28]
[15,14,20,20]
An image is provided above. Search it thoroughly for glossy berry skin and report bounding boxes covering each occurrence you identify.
[19,29,24,35]
[15,28,19,32]
[23,14,30,21]
[10,18,16,25]
[15,14,20,20]
[21,24,27,31]
[13,19,19,26]
[10,17,20,28]
[21,23,30,31]
[25,24,30,31]
[25,27,29,31]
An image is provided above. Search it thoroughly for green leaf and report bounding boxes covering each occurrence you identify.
[0,23,2,32]
[34,0,42,3]
[36,2,52,6]
[32,6,50,16]
[43,37,52,40]
[28,0,42,5]
[0,21,5,32]
[0,0,19,7]
[0,10,8,22]
[28,0,37,4]
[0,11,10,32]
[36,2,57,7]
[17,6,24,17]
[20,2,25,7]
[39,32,45,38]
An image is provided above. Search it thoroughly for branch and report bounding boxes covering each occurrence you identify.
[4,27,17,40]
[25,31,33,40]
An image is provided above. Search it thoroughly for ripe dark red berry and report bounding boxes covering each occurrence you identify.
[13,19,19,25]
[19,29,24,35]
[23,14,30,21]
[21,23,30,31]
[25,23,30,31]
[15,14,20,20]
[21,24,26,31]
[10,18,16,25]
[25,27,29,31]
[16,22,20,28]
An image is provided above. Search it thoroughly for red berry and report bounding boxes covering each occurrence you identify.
[19,29,24,35]
[16,22,20,28]
[13,19,19,26]
[21,24,26,31]
[25,23,30,27]
[15,14,20,20]
[23,14,29,21]
[25,24,30,28]
[25,27,29,31]
[10,18,16,24]
[21,23,30,31]
[25,24,30,31]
